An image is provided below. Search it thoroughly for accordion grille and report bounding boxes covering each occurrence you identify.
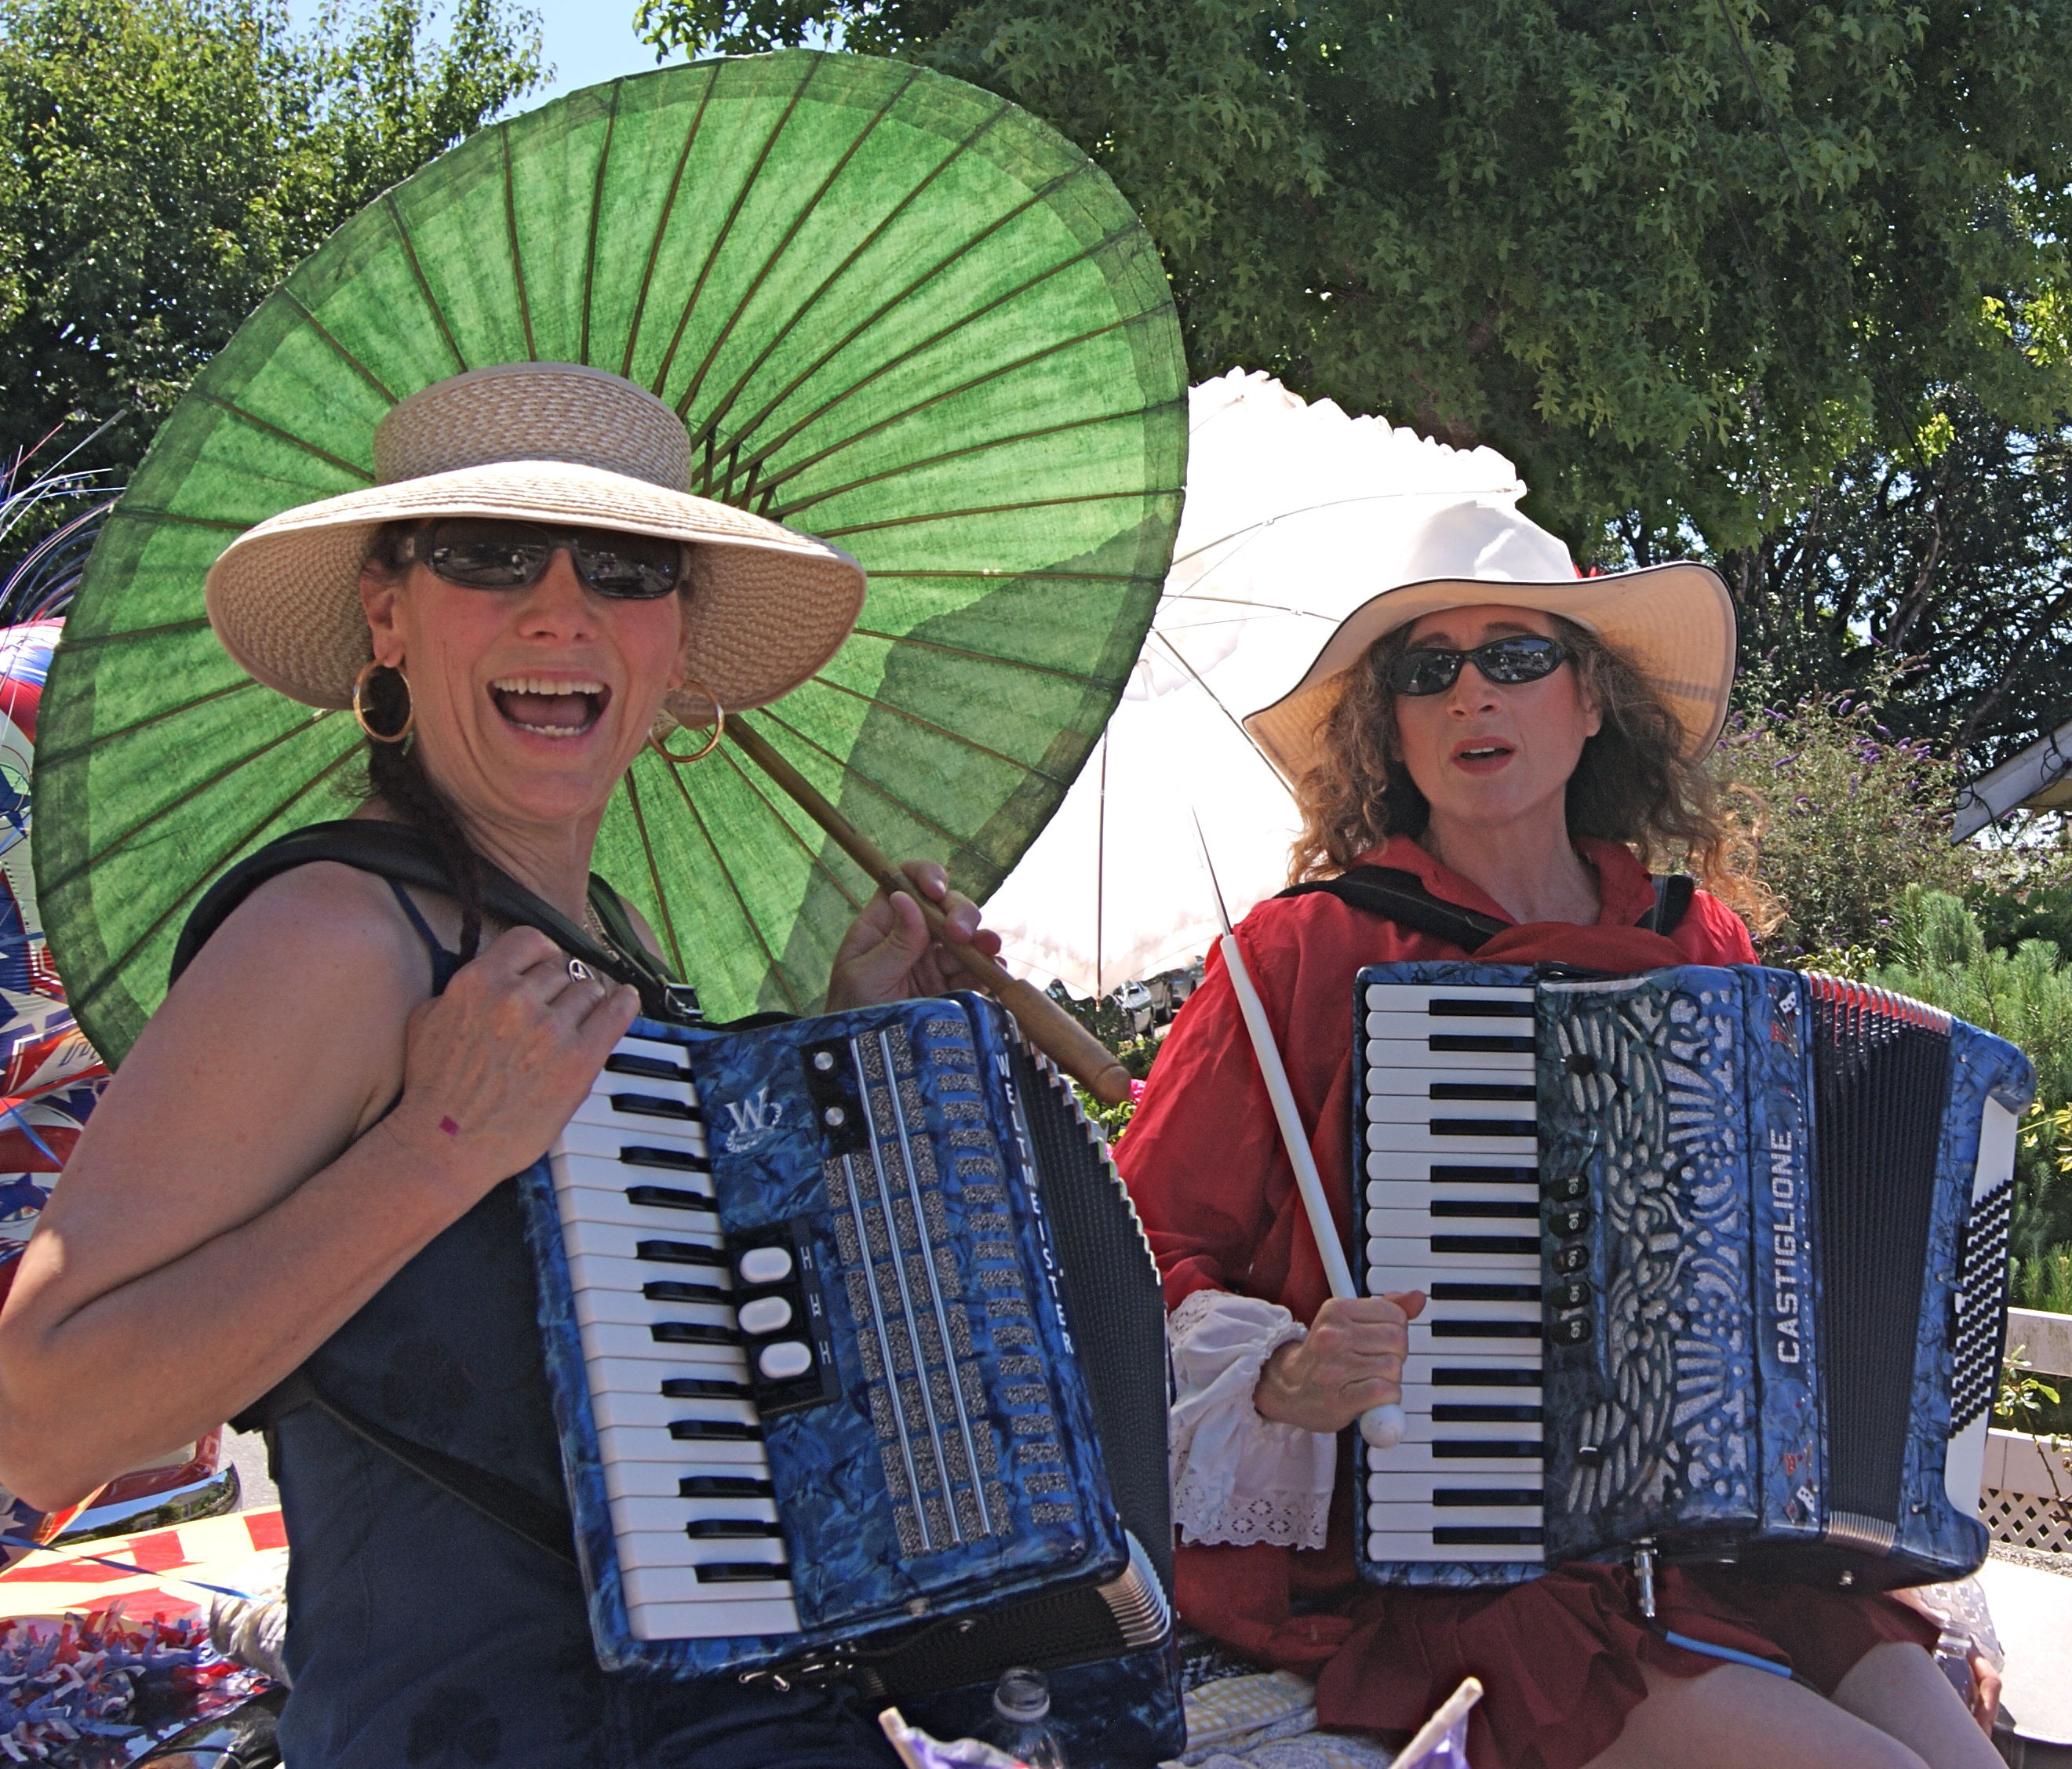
[1806,977,1954,1535]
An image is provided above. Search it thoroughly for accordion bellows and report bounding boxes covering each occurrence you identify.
[1353,961,2034,1590]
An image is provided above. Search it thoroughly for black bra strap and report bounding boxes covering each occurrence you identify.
[170,819,698,1024]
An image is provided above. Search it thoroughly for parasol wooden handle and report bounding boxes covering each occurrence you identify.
[726,720,1135,1106]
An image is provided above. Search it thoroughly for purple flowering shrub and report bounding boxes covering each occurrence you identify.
[1710,686,1972,963]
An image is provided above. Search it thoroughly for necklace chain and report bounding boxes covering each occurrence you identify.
[580,897,614,955]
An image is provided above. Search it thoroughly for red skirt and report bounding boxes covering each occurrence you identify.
[1175,1538,1939,1769]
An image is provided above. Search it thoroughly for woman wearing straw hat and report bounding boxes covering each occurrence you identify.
[0,363,1000,1767]
[1116,503,2003,1769]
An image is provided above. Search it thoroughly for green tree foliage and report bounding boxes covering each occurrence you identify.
[0,0,542,486]
[638,0,2072,561]
[1872,886,2072,1272]
[1713,399,2072,767]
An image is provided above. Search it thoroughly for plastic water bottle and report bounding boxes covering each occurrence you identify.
[977,1665,1067,1767]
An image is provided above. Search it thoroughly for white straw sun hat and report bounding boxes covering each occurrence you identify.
[1241,500,1736,781]
[203,362,867,723]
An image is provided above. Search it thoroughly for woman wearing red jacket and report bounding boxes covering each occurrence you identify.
[1116,504,2001,1769]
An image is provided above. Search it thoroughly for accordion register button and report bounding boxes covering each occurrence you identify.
[1548,1315,1593,1346]
[758,1341,814,1381]
[737,1246,793,1285]
[1549,1244,1589,1276]
[736,1295,792,1335]
[1547,1172,1589,1202]
[1546,1206,1592,1237]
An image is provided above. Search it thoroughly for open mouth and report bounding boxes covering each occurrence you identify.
[490,675,609,738]
[1453,742,1513,763]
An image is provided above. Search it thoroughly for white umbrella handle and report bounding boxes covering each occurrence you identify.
[1216,930,1404,1451]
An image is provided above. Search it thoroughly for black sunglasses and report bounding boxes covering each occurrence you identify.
[1386,634,1568,697]
[397,519,683,599]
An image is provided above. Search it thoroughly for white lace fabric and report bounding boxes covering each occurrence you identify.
[1168,1289,1337,1549]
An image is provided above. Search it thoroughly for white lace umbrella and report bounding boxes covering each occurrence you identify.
[984,369,1525,997]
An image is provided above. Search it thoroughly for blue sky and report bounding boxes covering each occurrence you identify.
[497,0,678,103]
[286,2,683,106]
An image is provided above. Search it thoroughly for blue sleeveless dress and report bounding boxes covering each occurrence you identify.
[270,884,900,1769]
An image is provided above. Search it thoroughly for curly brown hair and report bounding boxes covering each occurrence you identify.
[1286,614,1776,932]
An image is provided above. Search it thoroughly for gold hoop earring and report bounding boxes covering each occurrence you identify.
[352,659,414,744]
[649,679,726,765]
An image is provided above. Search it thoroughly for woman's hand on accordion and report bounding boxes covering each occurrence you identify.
[825,860,1001,1010]
[382,925,640,1198]
[1253,1291,1426,1435]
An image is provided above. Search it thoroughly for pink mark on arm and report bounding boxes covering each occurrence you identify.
[438,1116,460,1137]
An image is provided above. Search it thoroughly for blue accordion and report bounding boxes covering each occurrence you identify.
[512,992,1177,1717]
[1353,961,2034,1591]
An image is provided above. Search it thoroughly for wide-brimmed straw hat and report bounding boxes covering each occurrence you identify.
[203,361,867,723]
[1242,500,1735,781]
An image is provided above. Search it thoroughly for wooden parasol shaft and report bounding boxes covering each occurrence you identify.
[725,720,1135,1106]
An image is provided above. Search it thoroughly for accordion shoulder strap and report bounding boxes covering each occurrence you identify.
[231,1371,577,1564]
[1275,864,1696,950]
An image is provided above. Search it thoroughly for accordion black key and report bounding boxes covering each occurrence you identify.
[1353,961,2034,1591]
[515,993,1174,1692]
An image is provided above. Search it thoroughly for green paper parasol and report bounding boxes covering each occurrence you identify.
[35,50,1187,1063]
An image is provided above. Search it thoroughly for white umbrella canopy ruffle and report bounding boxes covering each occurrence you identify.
[983,369,1524,998]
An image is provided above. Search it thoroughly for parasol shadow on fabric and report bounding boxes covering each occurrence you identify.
[984,371,1521,999]
[35,51,1187,1059]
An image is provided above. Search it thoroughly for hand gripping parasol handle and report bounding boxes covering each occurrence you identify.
[725,720,1135,1106]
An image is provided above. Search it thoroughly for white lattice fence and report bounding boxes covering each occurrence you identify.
[1982,1429,2072,1553]
[1987,1311,2072,1555]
